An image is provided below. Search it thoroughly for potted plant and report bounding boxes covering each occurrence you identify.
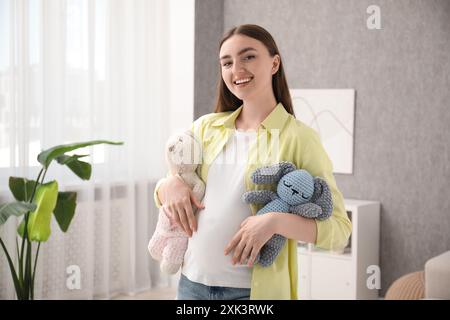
[0,140,123,299]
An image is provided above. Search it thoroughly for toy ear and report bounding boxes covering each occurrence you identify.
[310,177,333,220]
[184,129,194,139]
[251,161,297,184]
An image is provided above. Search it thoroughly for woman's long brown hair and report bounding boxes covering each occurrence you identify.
[214,24,295,117]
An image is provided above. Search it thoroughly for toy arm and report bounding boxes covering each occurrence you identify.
[290,202,326,219]
[191,178,205,201]
[181,173,205,200]
[242,190,278,205]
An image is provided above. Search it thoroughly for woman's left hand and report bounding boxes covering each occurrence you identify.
[224,212,276,267]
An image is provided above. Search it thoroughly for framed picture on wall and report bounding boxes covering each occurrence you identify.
[290,89,355,174]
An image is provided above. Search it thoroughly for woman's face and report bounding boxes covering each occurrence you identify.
[219,34,280,101]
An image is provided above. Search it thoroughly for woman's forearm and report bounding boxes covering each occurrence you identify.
[270,212,317,244]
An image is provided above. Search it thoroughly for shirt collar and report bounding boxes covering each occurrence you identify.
[211,102,290,130]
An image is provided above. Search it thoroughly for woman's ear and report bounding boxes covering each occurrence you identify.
[272,55,280,75]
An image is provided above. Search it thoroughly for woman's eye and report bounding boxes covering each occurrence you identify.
[222,55,255,68]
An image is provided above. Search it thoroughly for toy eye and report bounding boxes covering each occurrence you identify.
[301,193,309,199]
[283,180,292,188]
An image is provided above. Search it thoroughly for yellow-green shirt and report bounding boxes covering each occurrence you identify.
[153,102,352,300]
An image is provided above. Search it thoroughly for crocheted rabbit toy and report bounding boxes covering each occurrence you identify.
[242,161,333,267]
[148,130,205,274]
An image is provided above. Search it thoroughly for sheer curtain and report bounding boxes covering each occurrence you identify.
[0,0,194,299]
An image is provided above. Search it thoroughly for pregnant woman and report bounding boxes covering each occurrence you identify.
[153,24,352,300]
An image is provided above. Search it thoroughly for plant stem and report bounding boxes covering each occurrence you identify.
[27,168,47,299]
[0,237,22,299]
[29,167,44,203]
[16,237,23,289]
[41,168,48,184]
[24,238,32,300]
[31,242,41,300]
[17,167,44,300]
[19,167,44,283]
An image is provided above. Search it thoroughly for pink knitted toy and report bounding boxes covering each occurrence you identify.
[148,130,205,274]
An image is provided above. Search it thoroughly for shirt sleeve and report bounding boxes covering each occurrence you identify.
[300,130,352,252]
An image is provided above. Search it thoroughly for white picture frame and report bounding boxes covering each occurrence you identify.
[290,89,355,174]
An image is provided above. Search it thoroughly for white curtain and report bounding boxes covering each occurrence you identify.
[0,0,194,299]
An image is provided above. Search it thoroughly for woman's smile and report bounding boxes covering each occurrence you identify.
[233,76,254,88]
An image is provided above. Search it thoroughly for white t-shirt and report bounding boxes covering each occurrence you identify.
[181,129,257,288]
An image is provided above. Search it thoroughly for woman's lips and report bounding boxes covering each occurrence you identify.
[233,77,254,88]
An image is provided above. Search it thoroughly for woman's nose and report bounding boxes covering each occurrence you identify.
[232,60,245,73]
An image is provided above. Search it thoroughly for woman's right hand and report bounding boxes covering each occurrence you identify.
[158,175,205,237]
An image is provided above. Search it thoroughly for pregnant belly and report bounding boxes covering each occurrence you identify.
[184,207,250,270]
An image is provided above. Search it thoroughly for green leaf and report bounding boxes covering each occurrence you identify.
[17,181,58,242]
[56,155,92,180]
[55,154,89,165]
[17,218,25,238]
[53,192,77,232]
[37,140,123,169]
[0,202,37,226]
[9,177,39,202]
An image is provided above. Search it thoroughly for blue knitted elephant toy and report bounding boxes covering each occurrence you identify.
[242,161,333,267]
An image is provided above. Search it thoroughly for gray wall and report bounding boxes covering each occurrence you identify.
[194,0,224,119]
[194,0,450,296]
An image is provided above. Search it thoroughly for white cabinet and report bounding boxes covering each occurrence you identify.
[297,199,380,300]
